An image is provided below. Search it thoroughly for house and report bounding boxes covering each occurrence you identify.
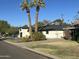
[63,19,79,40]
[18,22,65,39]
[39,24,64,39]
[64,24,79,41]
[18,26,30,38]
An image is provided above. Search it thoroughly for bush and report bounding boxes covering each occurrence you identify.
[32,32,46,41]
[20,36,29,42]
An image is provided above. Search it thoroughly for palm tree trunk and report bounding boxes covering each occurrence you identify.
[26,10,32,39]
[35,11,39,32]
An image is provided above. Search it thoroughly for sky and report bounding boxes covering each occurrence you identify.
[0,0,79,27]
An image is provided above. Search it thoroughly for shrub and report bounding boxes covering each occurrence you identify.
[32,32,46,41]
[20,36,29,42]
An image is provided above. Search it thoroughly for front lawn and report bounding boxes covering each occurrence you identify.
[29,40,79,59]
[6,39,79,59]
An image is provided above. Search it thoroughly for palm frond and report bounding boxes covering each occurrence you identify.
[21,0,30,10]
[30,2,35,7]
[40,2,45,7]
[22,7,25,10]
[37,0,45,7]
[20,2,25,10]
[26,0,29,5]
[34,0,37,5]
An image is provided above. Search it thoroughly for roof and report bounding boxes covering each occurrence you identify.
[21,27,28,29]
[38,21,70,31]
[20,21,67,31]
[63,27,75,30]
[39,24,64,31]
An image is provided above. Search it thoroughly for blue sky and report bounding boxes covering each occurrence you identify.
[0,0,79,26]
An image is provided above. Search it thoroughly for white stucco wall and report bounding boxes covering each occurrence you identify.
[42,31,64,39]
[18,29,30,38]
[18,29,64,39]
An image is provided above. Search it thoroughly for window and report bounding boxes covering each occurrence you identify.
[46,30,49,34]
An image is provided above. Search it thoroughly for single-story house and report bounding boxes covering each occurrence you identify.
[18,23,65,39]
[64,24,79,41]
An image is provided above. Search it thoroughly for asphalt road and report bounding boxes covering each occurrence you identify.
[0,41,53,59]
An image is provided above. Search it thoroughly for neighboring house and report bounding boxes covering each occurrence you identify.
[18,22,65,39]
[64,24,79,41]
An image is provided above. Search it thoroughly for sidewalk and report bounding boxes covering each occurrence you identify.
[4,40,60,59]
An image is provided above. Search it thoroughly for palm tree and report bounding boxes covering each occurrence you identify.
[21,0,32,38]
[31,0,45,32]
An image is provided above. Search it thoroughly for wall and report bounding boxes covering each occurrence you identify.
[18,29,64,39]
[18,28,30,38]
[42,31,64,39]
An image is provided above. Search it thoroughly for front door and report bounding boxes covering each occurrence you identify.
[20,32,22,37]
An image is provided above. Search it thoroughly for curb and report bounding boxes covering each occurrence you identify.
[4,40,59,59]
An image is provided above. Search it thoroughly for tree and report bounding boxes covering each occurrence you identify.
[0,20,18,37]
[52,19,71,27]
[43,20,49,25]
[31,0,45,32]
[73,11,79,25]
[21,0,32,38]
[22,25,28,28]
[0,20,10,34]
[53,19,64,25]
[38,22,44,27]
[7,27,19,37]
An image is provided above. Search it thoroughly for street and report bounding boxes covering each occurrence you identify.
[0,41,52,59]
